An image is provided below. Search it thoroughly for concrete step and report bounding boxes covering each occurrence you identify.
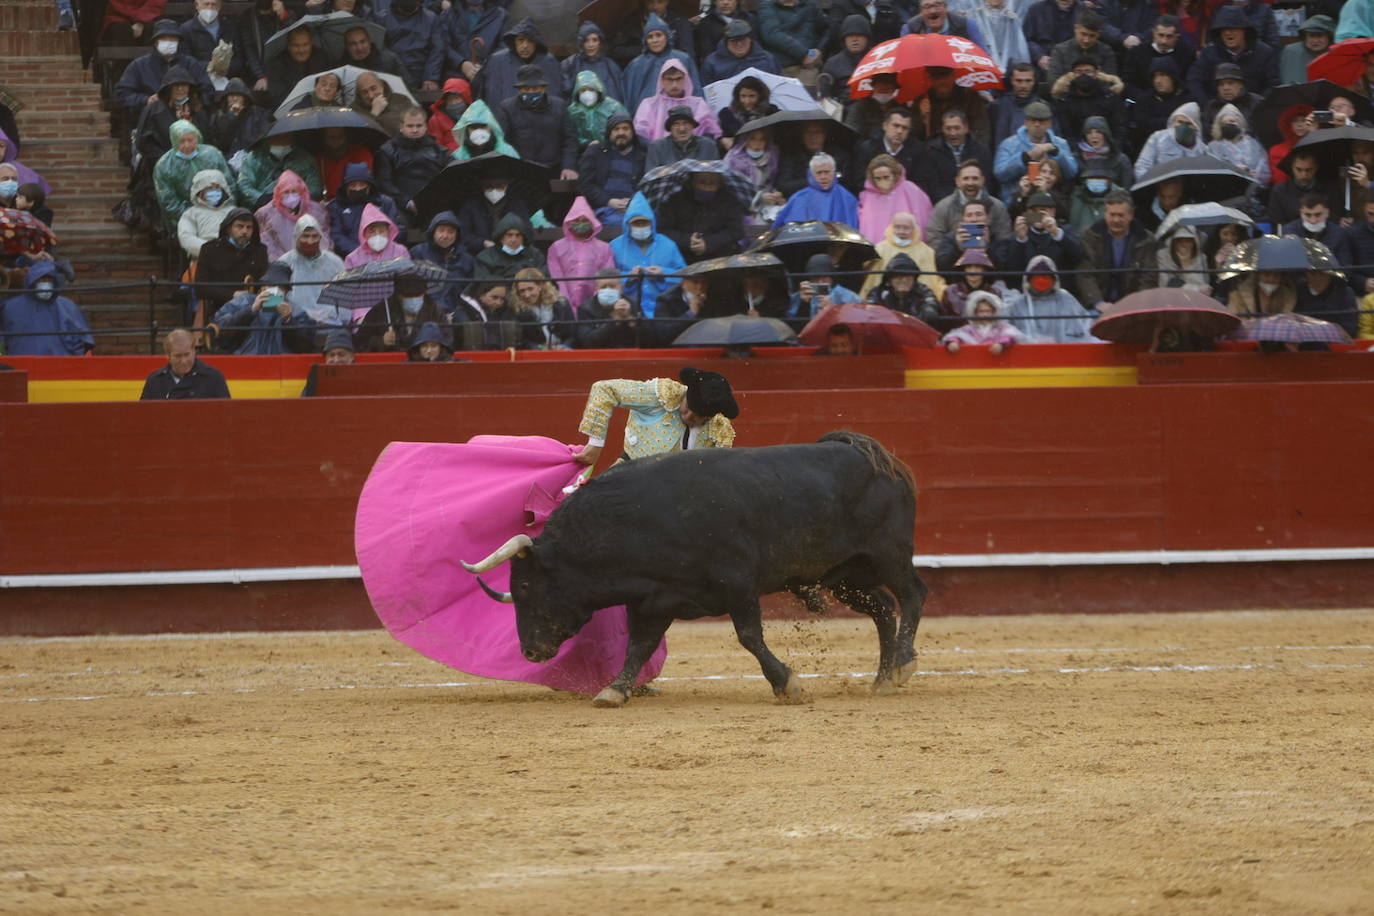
[0,31,81,57]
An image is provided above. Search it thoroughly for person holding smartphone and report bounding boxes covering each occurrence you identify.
[208,261,316,355]
[790,253,862,319]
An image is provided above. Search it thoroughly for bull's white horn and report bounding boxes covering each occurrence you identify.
[462,534,533,573]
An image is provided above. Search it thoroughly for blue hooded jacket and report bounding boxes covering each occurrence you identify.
[622,14,702,114]
[410,210,476,310]
[561,22,626,104]
[325,161,405,256]
[609,192,685,316]
[0,260,95,356]
[772,167,860,230]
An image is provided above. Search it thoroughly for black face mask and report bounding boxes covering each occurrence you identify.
[345,187,370,204]
[444,102,467,122]
[1072,74,1097,95]
[1219,122,1241,140]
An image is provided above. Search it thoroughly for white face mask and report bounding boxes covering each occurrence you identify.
[871,91,895,104]
[596,286,621,306]
[269,144,292,159]
[262,285,284,298]
[578,90,599,107]
[468,127,492,146]
[629,224,652,240]
[157,39,180,56]
[198,7,218,24]
[281,191,301,209]
[892,235,912,247]
[366,233,388,252]
[401,295,424,314]
[1259,281,1279,295]
[1301,219,1326,233]
[35,281,56,301]
[484,187,506,204]
[746,146,765,159]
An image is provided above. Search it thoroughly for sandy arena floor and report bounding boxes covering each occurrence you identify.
[2,609,1372,914]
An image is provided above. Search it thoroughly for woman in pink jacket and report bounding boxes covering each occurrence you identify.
[545,197,614,314]
[254,169,331,261]
[857,155,932,248]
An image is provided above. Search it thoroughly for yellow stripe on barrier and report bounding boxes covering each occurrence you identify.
[905,366,1138,389]
[27,379,309,402]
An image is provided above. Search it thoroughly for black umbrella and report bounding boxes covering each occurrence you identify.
[750,220,879,275]
[672,314,798,348]
[729,108,860,142]
[578,0,697,35]
[1130,155,1256,210]
[265,106,390,150]
[1275,125,1374,176]
[263,13,386,63]
[1252,82,1374,147]
[412,153,552,222]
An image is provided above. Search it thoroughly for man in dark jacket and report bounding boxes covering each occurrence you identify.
[1198,63,1263,138]
[1296,269,1358,337]
[819,15,872,104]
[990,62,1058,152]
[206,78,270,160]
[264,24,330,107]
[1051,62,1128,149]
[326,162,405,256]
[375,106,448,213]
[778,119,855,198]
[1281,195,1354,270]
[577,113,647,230]
[854,108,922,192]
[409,210,476,312]
[1123,15,1195,93]
[475,18,563,107]
[655,170,747,264]
[700,21,780,84]
[133,66,214,164]
[438,0,508,82]
[1347,198,1374,298]
[1186,6,1277,103]
[992,191,1088,297]
[612,0,697,67]
[1077,191,1156,309]
[823,0,899,55]
[115,19,215,112]
[456,177,536,256]
[342,25,414,88]
[495,66,579,175]
[178,0,253,81]
[644,106,720,171]
[916,108,994,204]
[1024,0,1084,75]
[140,329,231,400]
[377,0,444,91]
[196,208,269,318]
[1267,153,1337,225]
[1128,56,1193,153]
[696,0,762,65]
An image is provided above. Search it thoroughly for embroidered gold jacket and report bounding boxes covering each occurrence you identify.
[578,378,736,459]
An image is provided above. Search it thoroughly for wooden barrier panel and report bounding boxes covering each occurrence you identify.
[1138,352,1374,384]
[0,369,26,403]
[2,382,1372,577]
[311,355,908,397]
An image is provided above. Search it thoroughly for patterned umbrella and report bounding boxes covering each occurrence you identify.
[638,159,757,209]
[671,314,797,347]
[848,34,1003,102]
[1216,235,1345,284]
[1231,313,1352,345]
[679,250,785,279]
[1090,289,1239,345]
[1307,37,1374,87]
[798,302,940,349]
[0,207,57,256]
[315,259,450,324]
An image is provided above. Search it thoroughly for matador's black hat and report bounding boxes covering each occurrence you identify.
[679,367,739,420]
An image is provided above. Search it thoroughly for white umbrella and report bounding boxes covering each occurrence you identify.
[273,65,418,120]
[703,68,815,115]
[1154,202,1256,241]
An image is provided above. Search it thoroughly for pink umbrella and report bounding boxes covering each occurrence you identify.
[355,435,666,695]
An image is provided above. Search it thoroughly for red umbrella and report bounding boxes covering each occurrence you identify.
[1307,37,1374,86]
[0,207,57,256]
[847,34,1003,103]
[1090,289,1239,344]
[799,302,940,350]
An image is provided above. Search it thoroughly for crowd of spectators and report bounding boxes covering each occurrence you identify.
[6,0,1374,362]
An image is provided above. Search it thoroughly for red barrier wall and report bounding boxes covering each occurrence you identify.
[3,381,1372,578]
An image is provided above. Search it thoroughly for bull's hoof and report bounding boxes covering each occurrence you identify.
[630,683,661,697]
[591,686,629,708]
[895,660,918,686]
[774,674,806,705]
[871,678,901,696]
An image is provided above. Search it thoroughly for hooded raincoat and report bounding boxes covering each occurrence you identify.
[473,18,562,107]
[278,214,346,324]
[858,162,933,249]
[0,127,50,196]
[409,210,476,312]
[237,141,323,210]
[623,14,702,115]
[940,289,1028,349]
[326,161,405,256]
[566,70,630,151]
[0,260,94,356]
[723,133,781,225]
[452,99,521,160]
[1156,225,1210,291]
[562,22,626,104]
[1002,254,1095,343]
[772,167,860,230]
[475,211,547,279]
[343,203,411,269]
[153,121,234,230]
[609,191,685,316]
[195,207,269,314]
[633,57,720,142]
[546,197,614,313]
[178,168,237,258]
[428,78,473,153]
[1133,101,1206,181]
[256,169,332,261]
[861,213,944,300]
[1203,103,1270,188]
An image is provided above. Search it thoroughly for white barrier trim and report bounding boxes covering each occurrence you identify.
[2,547,1373,589]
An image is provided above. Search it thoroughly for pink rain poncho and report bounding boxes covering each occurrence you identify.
[545,196,614,314]
[254,169,332,261]
[858,161,932,247]
[632,58,721,142]
[341,202,411,269]
[355,435,667,695]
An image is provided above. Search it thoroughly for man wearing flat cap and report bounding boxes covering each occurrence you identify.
[644,105,721,171]
[575,367,738,466]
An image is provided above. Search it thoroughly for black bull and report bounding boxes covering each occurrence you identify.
[463,432,928,706]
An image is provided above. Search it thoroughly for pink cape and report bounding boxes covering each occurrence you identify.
[354,435,667,694]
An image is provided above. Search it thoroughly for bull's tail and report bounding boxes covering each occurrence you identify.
[819,430,916,498]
